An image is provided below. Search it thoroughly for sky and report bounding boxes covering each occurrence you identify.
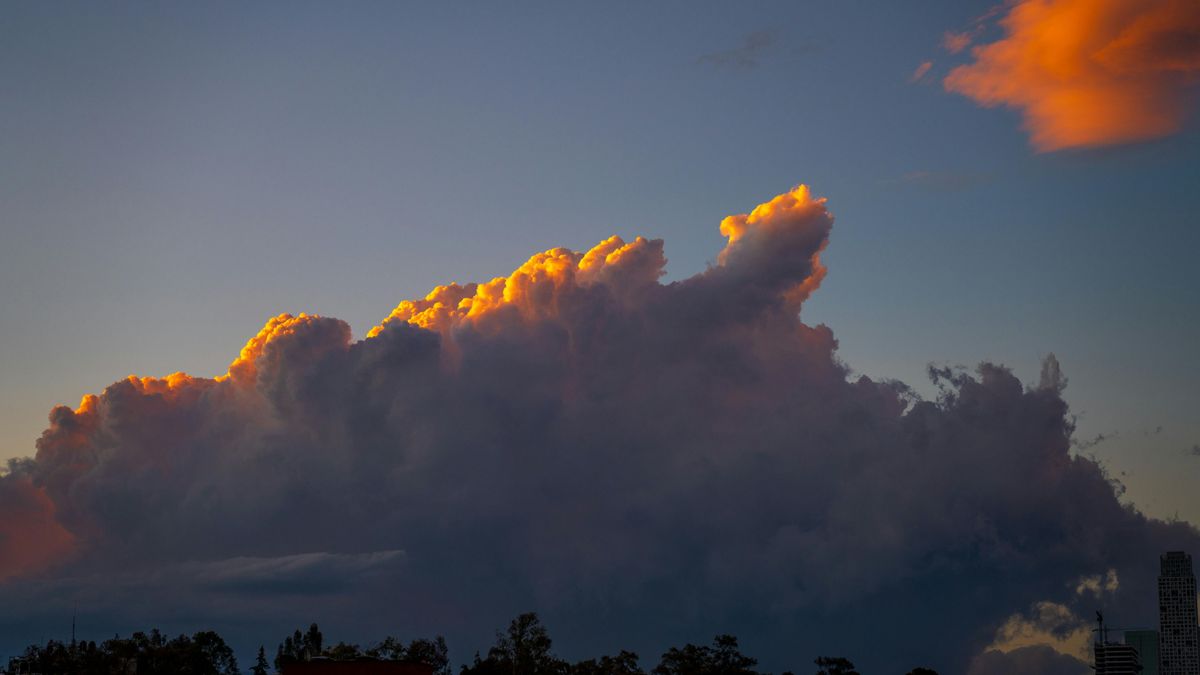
[2,1,1200,673]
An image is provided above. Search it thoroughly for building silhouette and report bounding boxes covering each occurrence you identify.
[1159,552,1200,675]
[1127,630,1161,675]
[1096,640,1143,675]
[1095,611,1143,675]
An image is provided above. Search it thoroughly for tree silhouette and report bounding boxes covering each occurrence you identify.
[653,635,758,675]
[13,629,241,674]
[571,650,645,675]
[367,636,406,660]
[323,642,364,660]
[403,636,451,675]
[461,613,567,675]
[813,656,859,675]
[192,631,239,675]
[251,646,270,675]
[305,624,324,657]
[905,669,938,675]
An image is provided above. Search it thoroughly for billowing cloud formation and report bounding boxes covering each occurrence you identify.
[0,185,1195,672]
[0,461,74,581]
[968,645,1089,675]
[945,0,1200,151]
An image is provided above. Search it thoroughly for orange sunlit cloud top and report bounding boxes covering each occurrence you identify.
[369,184,829,339]
[945,0,1200,151]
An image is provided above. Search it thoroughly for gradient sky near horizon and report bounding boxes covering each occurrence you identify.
[3,0,1199,528]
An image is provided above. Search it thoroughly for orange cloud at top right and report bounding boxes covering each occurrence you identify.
[944,0,1200,152]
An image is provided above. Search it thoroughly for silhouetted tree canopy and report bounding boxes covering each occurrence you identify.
[272,623,450,674]
[571,650,645,675]
[11,615,892,675]
[382,636,451,675]
[652,635,758,675]
[460,613,568,675]
[276,624,328,669]
[905,668,938,675]
[305,624,324,656]
[251,645,270,675]
[11,630,239,675]
[813,656,859,675]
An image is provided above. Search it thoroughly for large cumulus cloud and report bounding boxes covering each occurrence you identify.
[0,185,1194,672]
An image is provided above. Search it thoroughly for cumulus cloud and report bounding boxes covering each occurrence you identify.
[968,645,1090,675]
[0,184,1195,672]
[0,460,74,582]
[944,0,1200,151]
[987,601,1093,662]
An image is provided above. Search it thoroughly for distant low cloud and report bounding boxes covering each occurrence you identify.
[697,31,775,69]
[944,0,1200,151]
[986,601,1092,662]
[968,645,1090,675]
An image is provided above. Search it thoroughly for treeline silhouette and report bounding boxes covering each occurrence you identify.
[8,629,239,675]
[8,613,940,675]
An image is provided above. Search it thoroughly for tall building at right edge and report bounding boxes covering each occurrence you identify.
[1159,551,1200,675]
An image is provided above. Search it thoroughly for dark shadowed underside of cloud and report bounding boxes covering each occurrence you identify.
[0,185,1195,672]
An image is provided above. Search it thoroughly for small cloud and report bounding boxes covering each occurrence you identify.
[943,30,974,54]
[1074,569,1119,597]
[1072,431,1117,451]
[1188,444,1200,457]
[910,60,934,83]
[697,30,775,70]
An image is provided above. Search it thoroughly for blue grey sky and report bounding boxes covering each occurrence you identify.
[2,0,1198,529]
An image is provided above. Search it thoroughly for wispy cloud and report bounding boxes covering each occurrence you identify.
[697,30,775,70]
[943,31,975,54]
[1072,431,1117,451]
[185,550,406,595]
[910,60,934,83]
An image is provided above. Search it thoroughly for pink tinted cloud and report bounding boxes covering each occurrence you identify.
[945,0,1200,151]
